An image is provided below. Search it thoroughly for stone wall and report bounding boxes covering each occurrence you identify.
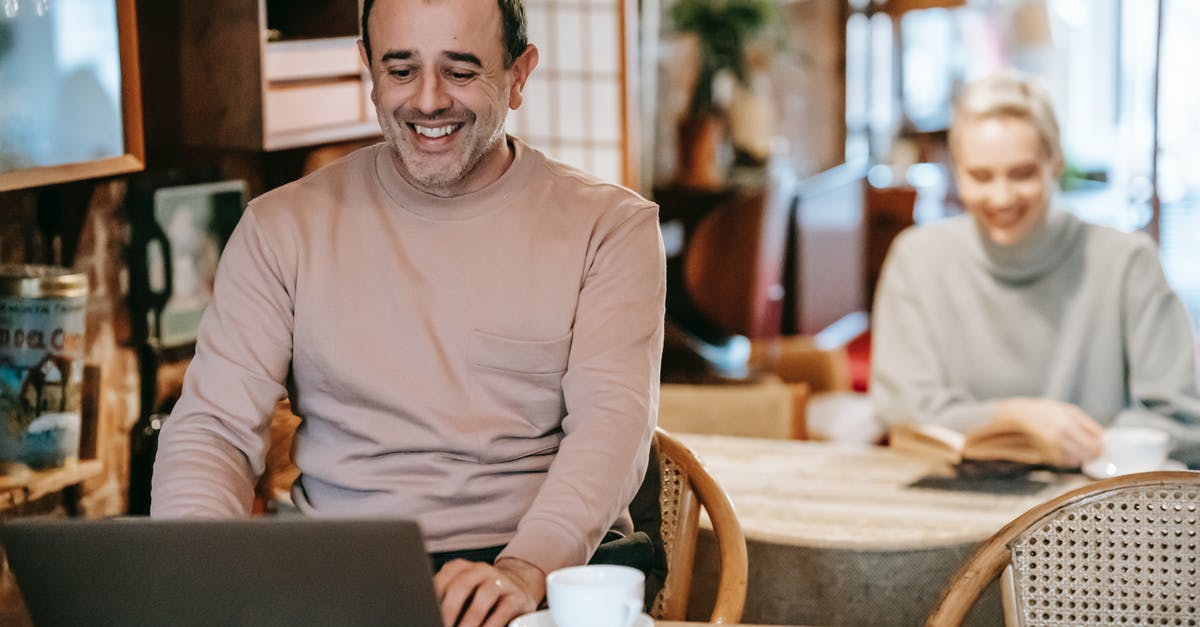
[72,181,143,516]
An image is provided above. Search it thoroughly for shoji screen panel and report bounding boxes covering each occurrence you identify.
[507,0,638,188]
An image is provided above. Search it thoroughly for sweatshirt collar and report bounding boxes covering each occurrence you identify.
[374,135,538,221]
[971,208,1083,283]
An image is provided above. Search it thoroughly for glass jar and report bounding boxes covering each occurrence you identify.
[0,264,88,471]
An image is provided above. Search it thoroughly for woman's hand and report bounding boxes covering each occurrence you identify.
[993,398,1104,467]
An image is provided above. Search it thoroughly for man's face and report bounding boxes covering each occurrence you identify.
[954,115,1059,246]
[361,0,537,197]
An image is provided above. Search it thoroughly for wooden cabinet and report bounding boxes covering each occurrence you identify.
[140,0,378,152]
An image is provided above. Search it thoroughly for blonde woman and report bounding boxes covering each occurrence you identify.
[871,70,1200,469]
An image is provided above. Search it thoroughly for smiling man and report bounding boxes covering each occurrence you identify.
[364,0,532,197]
[149,0,666,625]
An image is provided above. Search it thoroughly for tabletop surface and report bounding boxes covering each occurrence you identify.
[676,433,1090,550]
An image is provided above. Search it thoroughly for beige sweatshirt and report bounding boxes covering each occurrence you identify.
[151,137,666,575]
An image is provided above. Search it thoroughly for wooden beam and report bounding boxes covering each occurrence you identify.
[880,0,966,16]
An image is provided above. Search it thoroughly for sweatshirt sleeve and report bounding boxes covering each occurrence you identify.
[498,204,665,574]
[1111,236,1200,464]
[150,209,296,518]
[870,229,997,432]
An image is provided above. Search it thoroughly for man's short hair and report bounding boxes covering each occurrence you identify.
[361,0,529,69]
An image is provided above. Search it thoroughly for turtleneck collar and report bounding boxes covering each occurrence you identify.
[969,208,1083,283]
[373,135,539,222]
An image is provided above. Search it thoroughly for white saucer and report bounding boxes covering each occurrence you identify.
[508,609,653,627]
[1082,458,1187,480]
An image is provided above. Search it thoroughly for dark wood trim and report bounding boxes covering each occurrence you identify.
[118,0,146,176]
[619,0,639,190]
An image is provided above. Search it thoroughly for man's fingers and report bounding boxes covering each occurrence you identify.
[436,561,539,627]
[438,563,493,626]
[480,593,531,627]
[434,559,472,600]
[456,576,505,627]
[436,562,538,627]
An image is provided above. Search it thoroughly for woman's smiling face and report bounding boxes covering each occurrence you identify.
[953,114,1060,246]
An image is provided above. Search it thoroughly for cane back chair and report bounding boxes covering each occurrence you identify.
[648,427,749,623]
[928,471,1200,626]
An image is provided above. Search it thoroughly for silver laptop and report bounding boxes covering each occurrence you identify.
[1,517,443,627]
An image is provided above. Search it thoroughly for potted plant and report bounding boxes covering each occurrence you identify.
[669,0,775,189]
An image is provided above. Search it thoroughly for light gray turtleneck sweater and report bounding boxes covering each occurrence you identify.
[871,209,1200,462]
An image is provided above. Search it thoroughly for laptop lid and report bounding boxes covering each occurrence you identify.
[1,517,443,627]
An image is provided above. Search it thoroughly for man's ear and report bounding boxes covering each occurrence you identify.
[507,44,539,110]
[358,39,371,71]
[358,40,379,105]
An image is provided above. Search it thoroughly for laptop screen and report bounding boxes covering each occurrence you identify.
[1,517,443,627]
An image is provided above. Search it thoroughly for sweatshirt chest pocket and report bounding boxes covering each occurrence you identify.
[469,329,573,432]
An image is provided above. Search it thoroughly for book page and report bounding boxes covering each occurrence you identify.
[889,423,967,465]
[963,417,1059,466]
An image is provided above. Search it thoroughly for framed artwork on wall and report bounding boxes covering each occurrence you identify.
[0,0,144,192]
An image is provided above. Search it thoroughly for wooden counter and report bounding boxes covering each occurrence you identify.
[0,460,104,514]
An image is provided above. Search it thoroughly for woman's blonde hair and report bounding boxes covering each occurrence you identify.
[949,70,1063,172]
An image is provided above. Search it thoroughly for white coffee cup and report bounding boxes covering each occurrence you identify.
[1098,426,1170,474]
[546,564,644,627]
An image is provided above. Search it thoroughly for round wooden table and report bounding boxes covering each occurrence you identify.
[676,433,1089,626]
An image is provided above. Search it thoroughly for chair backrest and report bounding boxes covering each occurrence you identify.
[791,161,868,335]
[682,186,793,340]
[658,381,810,440]
[928,471,1200,626]
[648,427,749,623]
[863,183,917,310]
[255,399,302,510]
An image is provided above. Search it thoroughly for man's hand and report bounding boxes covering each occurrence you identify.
[434,557,546,627]
[994,398,1104,467]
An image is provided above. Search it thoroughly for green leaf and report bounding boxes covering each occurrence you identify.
[669,0,778,114]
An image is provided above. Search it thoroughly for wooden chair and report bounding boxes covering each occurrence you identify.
[928,471,1200,626]
[658,380,810,440]
[254,399,302,511]
[863,183,917,310]
[648,427,749,623]
[682,186,792,341]
[748,310,870,394]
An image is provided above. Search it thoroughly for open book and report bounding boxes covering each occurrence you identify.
[889,418,1063,467]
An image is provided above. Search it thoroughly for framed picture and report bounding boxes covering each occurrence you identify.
[143,180,246,349]
[0,0,144,191]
